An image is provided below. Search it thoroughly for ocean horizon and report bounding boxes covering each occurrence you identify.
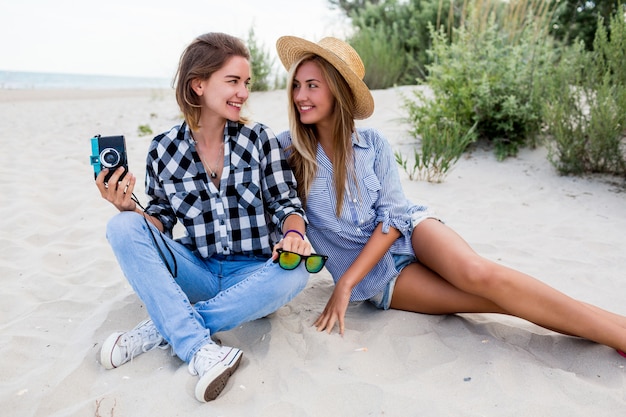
[0,70,172,90]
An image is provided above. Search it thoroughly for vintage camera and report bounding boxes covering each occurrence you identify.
[90,134,128,183]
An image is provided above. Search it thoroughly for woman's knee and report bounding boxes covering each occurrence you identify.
[106,211,145,245]
[457,257,502,292]
[277,266,309,298]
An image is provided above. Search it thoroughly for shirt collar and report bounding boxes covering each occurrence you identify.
[352,130,369,149]
[181,120,240,145]
[181,122,194,145]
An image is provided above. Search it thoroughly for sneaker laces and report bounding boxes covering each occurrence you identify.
[188,343,227,377]
[119,319,169,361]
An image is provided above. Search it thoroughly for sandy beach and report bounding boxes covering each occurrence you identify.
[1,87,625,417]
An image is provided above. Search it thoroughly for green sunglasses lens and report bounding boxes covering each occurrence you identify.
[277,250,327,273]
[305,255,326,273]
[279,251,301,270]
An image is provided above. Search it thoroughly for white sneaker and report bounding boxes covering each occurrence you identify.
[100,319,169,369]
[188,343,243,402]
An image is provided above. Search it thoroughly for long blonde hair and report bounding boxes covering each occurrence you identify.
[286,54,358,216]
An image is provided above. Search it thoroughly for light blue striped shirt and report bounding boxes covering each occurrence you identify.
[277,128,429,301]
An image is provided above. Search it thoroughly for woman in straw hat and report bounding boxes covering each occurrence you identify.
[274,35,626,357]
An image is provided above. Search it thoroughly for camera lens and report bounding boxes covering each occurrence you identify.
[100,148,121,168]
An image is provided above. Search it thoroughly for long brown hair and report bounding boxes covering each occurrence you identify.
[174,32,250,130]
[286,54,358,216]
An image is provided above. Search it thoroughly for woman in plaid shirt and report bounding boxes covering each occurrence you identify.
[95,32,316,402]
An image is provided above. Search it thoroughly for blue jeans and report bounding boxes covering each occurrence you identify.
[106,212,309,363]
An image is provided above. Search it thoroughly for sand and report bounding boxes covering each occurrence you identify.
[1,87,625,417]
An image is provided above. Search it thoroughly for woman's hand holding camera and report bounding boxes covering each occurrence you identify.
[95,167,137,212]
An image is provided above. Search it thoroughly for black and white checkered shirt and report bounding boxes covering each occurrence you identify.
[144,121,306,258]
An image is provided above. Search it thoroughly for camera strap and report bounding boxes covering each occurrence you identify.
[132,194,178,278]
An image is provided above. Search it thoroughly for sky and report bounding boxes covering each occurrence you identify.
[0,0,349,79]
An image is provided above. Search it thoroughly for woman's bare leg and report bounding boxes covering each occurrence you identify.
[390,261,506,314]
[391,262,582,336]
[395,219,626,351]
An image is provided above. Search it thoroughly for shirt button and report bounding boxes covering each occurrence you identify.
[220,220,225,225]
[352,199,357,203]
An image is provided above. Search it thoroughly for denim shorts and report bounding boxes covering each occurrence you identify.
[368,210,440,310]
[368,254,416,310]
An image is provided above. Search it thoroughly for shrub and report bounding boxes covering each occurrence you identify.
[403,2,556,162]
[137,124,153,137]
[396,100,477,182]
[246,27,274,92]
[347,0,462,86]
[550,0,625,50]
[544,13,626,175]
[349,23,407,89]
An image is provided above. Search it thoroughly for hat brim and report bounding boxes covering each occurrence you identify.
[276,36,374,120]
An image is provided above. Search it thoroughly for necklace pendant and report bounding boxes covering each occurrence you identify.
[210,172,217,179]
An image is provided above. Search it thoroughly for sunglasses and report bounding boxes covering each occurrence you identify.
[274,249,328,273]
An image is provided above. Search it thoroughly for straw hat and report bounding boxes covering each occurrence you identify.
[276,36,374,120]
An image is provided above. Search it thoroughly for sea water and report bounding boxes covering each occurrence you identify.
[0,70,171,90]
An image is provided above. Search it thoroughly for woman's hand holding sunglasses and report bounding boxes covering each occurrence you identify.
[272,228,310,261]
[279,229,312,255]
[272,230,328,274]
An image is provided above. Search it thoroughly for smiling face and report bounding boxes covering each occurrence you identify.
[291,60,335,127]
[194,55,251,122]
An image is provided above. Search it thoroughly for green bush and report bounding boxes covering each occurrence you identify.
[137,124,153,137]
[247,27,274,92]
[349,23,407,89]
[550,0,625,50]
[403,5,555,162]
[544,13,626,175]
[397,99,477,182]
[347,0,462,86]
